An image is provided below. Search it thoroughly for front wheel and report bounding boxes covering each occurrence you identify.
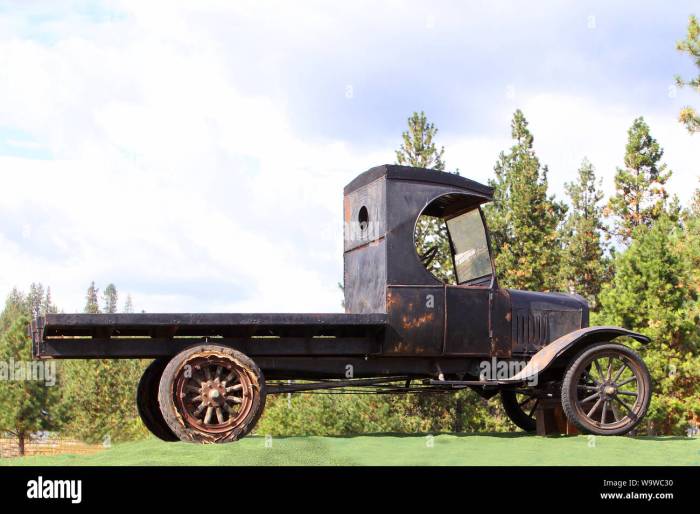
[158,345,266,443]
[501,390,538,432]
[561,342,651,436]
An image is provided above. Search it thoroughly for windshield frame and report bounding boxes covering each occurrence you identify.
[444,206,496,288]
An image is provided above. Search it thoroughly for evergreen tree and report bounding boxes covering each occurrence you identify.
[61,282,147,443]
[85,282,100,314]
[675,15,700,133]
[61,357,146,444]
[485,110,566,291]
[559,158,608,308]
[102,284,118,314]
[606,117,671,243]
[595,215,700,434]
[0,293,65,455]
[27,283,44,318]
[395,111,446,170]
[395,111,455,283]
[123,294,134,314]
[42,287,57,315]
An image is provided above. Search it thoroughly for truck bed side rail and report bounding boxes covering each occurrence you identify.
[30,313,387,359]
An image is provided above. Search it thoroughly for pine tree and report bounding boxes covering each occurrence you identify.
[675,15,700,133]
[559,158,608,309]
[85,282,100,314]
[61,282,147,442]
[595,215,700,434]
[0,293,66,455]
[395,111,455,283]
[102,284,118,314]
[27,283,44,318]
[606,117,671,243]
[123,294,134,314]
[395,111,446,170]
[484,109,566,291]
[42,287,57,315]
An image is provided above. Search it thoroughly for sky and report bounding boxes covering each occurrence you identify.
[0,0,698,313]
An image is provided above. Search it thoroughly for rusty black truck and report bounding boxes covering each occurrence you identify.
[28,165,652,442]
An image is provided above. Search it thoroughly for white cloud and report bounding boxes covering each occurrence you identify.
[0,4,391,313]
[446,94,698,206]
[0,2,697,315]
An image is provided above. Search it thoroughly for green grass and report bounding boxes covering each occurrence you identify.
[3,433,699,466]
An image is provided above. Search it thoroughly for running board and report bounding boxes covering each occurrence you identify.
[425,378,526,388]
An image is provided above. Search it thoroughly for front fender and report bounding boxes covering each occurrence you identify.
[504,326,650,383]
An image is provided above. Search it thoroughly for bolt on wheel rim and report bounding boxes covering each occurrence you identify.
[572,350,647,431]
[174,355,254,434]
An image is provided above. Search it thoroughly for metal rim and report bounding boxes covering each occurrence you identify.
[570,350,648,432]
[173,354,255,434]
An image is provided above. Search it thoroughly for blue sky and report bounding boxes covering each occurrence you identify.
[0,1,698,313]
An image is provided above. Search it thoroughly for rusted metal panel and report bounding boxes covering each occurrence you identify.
[444,286,490,355]
[343,175,386,252]
[41,313,387,339]
[491,288,512,357]
[343,175,387,313]
[385,179,490,286]
[343,239,387,314]
[384,286,444,355]
[505,326,651,383]
[509,289,588,355]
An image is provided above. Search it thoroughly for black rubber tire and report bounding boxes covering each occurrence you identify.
[137,358,179,442]
[158,345,266,443]
[561,342,651,436]
[501,390,537,432]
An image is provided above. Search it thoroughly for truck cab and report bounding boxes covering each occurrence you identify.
[343,164,588,359]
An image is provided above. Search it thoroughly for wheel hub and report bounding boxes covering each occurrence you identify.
[603,384,617,397]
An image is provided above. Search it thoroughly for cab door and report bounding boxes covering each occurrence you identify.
[443,208,505,356]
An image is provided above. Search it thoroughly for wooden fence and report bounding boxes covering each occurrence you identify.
[0,433,104,458]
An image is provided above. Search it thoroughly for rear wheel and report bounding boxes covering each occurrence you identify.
[137,358,179,441]
[158,345,266,443]
[561,342,651,435]
[501,390,538,432]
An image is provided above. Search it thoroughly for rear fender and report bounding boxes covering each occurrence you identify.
[504,326,650,384]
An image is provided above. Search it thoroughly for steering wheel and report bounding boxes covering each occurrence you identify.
[420,245,439,267]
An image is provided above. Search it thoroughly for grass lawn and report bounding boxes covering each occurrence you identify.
[2,433,699,466]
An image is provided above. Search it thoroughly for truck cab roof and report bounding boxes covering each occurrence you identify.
[344,164,493,200]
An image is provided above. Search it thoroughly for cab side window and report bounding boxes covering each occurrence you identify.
[446,209,492,285]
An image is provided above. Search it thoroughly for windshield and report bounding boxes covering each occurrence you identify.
[446,209,492,284]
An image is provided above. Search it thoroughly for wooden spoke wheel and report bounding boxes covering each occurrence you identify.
[501,389,538,432]
[158,345,266,443]
[561,342,651,435]
[137,358,179,441]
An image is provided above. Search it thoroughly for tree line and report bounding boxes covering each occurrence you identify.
[0,283,147,454]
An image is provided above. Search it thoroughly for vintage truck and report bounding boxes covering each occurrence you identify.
[29,164,652,442]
